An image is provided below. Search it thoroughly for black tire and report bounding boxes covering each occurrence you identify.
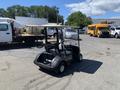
[78,53,83,62]
[97,34,101,38]
[48,35,52,38]
[115,33,119,39]
[25,40,35,44]
[53,33,57,38]
[90,34,93,36]
[56,62,66,74]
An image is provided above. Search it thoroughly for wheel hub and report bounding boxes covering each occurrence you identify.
[60,65,65,72]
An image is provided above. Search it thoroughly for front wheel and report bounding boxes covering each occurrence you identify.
[115,33,119,38]
[97,34,101,38]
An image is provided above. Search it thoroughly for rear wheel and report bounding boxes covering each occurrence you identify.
[57,62,66,74]
[53,33,57,38]
[78,53,83,62]
[25,39,35,44]
[90,34,93,36]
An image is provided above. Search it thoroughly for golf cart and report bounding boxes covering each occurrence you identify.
[34,24,83,73]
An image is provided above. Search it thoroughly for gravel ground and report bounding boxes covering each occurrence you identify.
[0,35,120,90]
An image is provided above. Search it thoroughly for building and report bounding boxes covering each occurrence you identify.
[92,18,120,26]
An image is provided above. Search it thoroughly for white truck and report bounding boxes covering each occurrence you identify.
[110,26,120,38]
[0,21,44,44]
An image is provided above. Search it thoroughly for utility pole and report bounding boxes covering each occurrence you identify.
[56,8,59,24]
[14,8,18,19]
[57,14,58,24]
[46,12,49,22]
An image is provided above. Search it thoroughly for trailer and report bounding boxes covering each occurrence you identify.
[0,18,45,44]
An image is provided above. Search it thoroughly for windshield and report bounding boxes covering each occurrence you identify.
[66,29,76,32]
[0,24,8,31]
[116,27,120,30]
[98,27,109,31]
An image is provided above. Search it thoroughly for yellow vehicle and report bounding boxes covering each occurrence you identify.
[87,24,110,37]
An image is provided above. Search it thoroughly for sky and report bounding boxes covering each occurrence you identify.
[0,0,120,21]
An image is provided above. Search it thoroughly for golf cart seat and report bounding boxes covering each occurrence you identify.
[45,43,59,53]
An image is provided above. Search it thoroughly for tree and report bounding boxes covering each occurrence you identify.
[5,5,64,23]
[66,11,92,28]
[7,5,29,19]
[0,8,7,17]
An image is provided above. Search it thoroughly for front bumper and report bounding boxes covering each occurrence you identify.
[34,61,57,70]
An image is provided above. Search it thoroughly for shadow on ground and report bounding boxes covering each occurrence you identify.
[39,59,103,77]
[0,42,43,50]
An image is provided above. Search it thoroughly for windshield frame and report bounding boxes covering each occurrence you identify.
[98,27,109,31]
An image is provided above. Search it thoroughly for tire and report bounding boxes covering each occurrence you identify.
[115,33,119,39]
[57,62,66,74]
[97,34,101,38]
[78,53,83,62]
[90,34,93,36]
[48,35,52,38]
[25,40,35,44]
[53,33,57,38]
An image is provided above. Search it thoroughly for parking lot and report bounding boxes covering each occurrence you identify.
[0,35,120,90]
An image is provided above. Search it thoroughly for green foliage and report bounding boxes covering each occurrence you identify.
[67,11,92,28]
[6,5,29,18]
[0,5,64,23]
[0,8,7,17]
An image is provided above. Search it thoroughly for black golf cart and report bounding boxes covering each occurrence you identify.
[34,24,83,73]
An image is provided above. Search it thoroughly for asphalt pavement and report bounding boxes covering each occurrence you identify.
[0,35,120,90]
